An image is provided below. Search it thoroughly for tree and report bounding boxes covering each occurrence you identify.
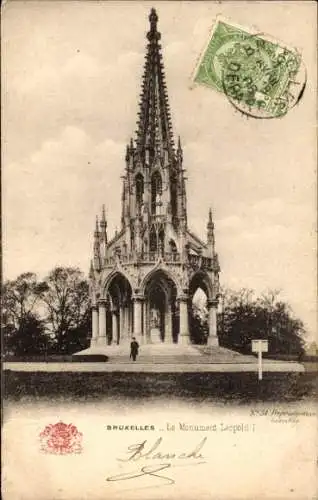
[2,272,46,327]
[3,313,51,356]
[2,273,49,356]
[40,267,90,353]
[61,307,91,354]
[218,288,306,356]
[190,302,208,344]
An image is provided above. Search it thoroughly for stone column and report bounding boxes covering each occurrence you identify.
[112,311,119,345]
[143,302,148,344]
[125,305,130,337]
[91,305,99,346]
[207,299,219,346]
[98,300,107,346]
[133,297,143,341]
[120,305,125,343]
[128,304,133,338]
[178,296,190,344]
[165,302,173,343]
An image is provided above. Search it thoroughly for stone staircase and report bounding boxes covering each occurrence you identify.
[75,343,257,364]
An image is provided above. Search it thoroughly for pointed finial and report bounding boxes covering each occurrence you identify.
[101,204,107,227]
[89,259,94,277]
[147,8,161,41]
[94,216,100,237]
[209,207,213,224]
[100,206,108,244]
[149,8,158,27]
[178,136,183,163]
[207,208,214,229]
[125,144,130,162]
[207,208,215,246]
[177,136,183,160]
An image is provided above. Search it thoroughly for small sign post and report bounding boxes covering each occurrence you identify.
[252,339,269,381]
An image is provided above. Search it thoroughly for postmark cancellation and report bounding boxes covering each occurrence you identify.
[192,16,306,119]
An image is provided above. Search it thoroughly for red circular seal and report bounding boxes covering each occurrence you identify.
[39,421,83,455]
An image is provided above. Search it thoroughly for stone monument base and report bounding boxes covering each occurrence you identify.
[74,340,200,358]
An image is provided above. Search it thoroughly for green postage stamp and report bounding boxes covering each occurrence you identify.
[192,17,306,118]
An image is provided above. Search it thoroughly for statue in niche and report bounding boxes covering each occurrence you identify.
[142,200,148,223]
[150,308,159,328]
[156,192,162,215]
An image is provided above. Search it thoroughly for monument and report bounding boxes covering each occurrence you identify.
[87,9,220,352]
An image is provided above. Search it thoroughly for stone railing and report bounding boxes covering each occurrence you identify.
[103,251,181,267]
[188,254,213,271]
[103,251,216,269]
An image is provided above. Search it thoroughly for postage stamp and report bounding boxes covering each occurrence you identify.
[192,17,306,118]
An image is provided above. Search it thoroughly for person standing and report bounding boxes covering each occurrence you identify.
[130,337,139,362]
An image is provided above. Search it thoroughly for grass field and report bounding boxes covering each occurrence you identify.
[4,369,317,404]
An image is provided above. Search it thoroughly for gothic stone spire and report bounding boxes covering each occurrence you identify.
[93,216,101,271]
[135,8,175,160]
[100,204,108,242]
[207,208,215,253]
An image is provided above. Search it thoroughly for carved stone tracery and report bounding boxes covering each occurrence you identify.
[89,9,221,348]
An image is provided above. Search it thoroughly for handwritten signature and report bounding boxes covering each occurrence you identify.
[106,461,206,485]
[106,437,207,485]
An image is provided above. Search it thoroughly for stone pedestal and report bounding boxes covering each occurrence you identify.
[150,327,162,343]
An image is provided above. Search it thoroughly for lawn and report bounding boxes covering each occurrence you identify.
[4,369,317,404]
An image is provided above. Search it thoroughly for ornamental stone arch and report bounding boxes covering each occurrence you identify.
[140,264,182,298]
[100,270,134,345]
[188,270,219,346]
[188,270,213,301]
[141,267,180,344]
[102,269,135,299]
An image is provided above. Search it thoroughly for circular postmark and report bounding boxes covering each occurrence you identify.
[219,34,306,119]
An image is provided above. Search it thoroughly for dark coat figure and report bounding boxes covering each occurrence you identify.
[130,338,139,361]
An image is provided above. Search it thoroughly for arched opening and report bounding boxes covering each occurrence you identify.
[107,273,133,345]
[148,284,166,343]
[135,173,144,214]
[169,239,177,260]
[190,288,208,344]
[144,270,178,343]
[189,272,212,344]
[151,171,162,214]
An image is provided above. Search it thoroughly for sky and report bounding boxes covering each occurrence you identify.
[2,1,317,339]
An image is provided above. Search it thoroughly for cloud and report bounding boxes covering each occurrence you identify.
[3,126,125,279]
[4,44,144,166]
